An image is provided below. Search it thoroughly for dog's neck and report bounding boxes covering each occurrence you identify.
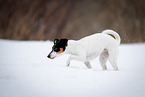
[64,40,77,54]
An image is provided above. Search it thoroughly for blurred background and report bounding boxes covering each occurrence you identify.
[0,0,144,43]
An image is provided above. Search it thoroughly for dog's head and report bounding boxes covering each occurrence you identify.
[47,38,68,59]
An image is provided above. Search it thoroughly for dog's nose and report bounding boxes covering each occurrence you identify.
[47,55,50,58]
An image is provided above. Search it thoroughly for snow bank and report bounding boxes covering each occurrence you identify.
[0,39,145,97]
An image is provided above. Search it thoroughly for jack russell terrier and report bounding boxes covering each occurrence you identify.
[47,29,121,70]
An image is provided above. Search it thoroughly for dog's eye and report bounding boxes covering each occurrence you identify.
[54,48,60,52]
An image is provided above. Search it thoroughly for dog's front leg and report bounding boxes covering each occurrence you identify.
[66,57,71,67]
[66,55,86,67]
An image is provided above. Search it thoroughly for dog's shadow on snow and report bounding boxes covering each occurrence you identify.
[55,63,119,71]
[67,66,81,69]
[64,66,118,71]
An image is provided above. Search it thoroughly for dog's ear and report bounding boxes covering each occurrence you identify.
[54,39,59,44]
[60,38,68,46]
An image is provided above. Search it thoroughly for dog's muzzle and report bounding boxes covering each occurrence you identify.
[47,50,52,58]
[47,50,56,59]
[47,55,55,59]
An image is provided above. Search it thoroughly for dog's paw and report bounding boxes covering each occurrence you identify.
[67,63,70,67]
[66,60,70,67]
[66,61,70,67]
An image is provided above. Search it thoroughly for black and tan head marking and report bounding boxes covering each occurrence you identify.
[53,38,68,53]
[47,38,68,59]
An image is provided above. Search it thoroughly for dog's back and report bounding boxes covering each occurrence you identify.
[78,30,120,57]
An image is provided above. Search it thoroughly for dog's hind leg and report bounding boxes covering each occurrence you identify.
[84,61,92,69]
[99,49,109,70]
[108,48,119,71]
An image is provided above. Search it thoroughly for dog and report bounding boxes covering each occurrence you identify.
[47,29,121,70]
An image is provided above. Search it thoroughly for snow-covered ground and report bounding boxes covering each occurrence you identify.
[0,39,145,97]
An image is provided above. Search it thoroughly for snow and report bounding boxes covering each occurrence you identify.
[0,39,145,97]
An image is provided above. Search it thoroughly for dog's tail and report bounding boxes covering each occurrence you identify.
[102,29,121,44]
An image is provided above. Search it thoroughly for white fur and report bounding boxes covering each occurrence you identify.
[53,29,121,70]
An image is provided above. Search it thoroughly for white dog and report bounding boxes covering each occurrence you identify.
[47,29,121,70]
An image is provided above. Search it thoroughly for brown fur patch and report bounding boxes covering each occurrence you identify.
[56,48,64,54]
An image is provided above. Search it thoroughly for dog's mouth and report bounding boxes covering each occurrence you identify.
[47,54,56,59]
[50,57,55,59]
[48,56,56,59]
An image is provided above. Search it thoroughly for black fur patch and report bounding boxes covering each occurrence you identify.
[53,38,68,52]
[108,34,116,39]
